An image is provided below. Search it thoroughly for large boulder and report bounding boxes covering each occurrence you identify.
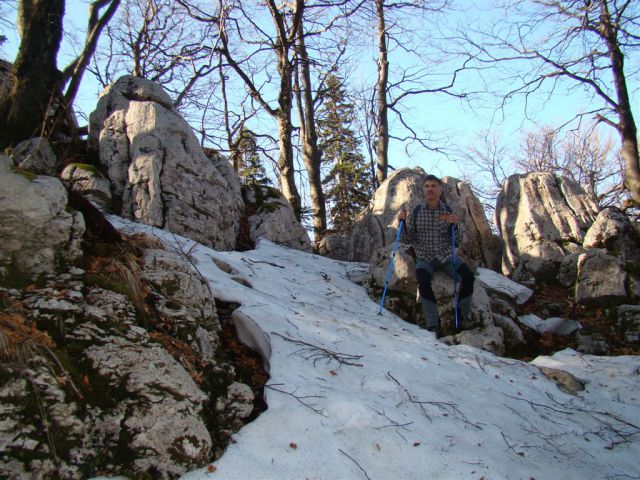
[583,207,640,262]
[0,156,84,279]
[12,137,57,176]
[242,184,311,252]
[88,75,244,250]
[575,249,629,306]
[496,172,598,284]
[348,168,499,268]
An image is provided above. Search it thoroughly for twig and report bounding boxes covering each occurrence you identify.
[339,448,373,480]
[272,332,364,368]
[387,371,483,430]
[264,383,327,417]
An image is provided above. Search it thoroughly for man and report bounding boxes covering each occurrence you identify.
[398,174,475,338]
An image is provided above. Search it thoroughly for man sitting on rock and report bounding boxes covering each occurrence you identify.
[398,174,475,338]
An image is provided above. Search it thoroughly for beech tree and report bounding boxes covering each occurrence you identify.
[467,0,640,206]
[0,0,120,149]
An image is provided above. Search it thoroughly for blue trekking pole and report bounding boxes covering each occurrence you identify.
[451,224,460,331]
[378,219,405,315]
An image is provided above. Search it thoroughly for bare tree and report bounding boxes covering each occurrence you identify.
[467,0,640,206]
[0,0,120,149]
[214,0,304,218]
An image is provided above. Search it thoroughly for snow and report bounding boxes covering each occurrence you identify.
[111,218,640,480]
[476,267,534,305]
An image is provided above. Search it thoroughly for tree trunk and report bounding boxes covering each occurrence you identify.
[600,1,640,205]
[374,0,389,186]
[270,0,303,219]
[295,21,326,243]
[0,0,65,149]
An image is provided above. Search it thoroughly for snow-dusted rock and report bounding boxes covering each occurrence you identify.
[518,313,581,336]
[476,267,533,304]
[12,137,57,175]
[60,163,112,208]
[89,75,244,250]
[0,155,84,278]
[496,172,597,283]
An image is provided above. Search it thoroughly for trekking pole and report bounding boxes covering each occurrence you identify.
[451,224,460,331]
[378,219,405,315]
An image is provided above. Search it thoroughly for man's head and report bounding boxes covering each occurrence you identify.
[423,174,443,206]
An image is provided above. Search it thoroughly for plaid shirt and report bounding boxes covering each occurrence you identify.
[402,201,462,264]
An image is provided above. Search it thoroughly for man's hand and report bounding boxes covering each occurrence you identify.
[439,213,459,225]
[398,209,408,222]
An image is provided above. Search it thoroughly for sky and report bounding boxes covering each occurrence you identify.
[105,217,640,480]
[1,0,638,182]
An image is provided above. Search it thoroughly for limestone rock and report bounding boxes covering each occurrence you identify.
[142,248,220,359]
[583,207,640,261]
[476,267,533,304]
[496,172,597,283]
[538,367,585,396]
[242,184,311,252]
[0,156,85,279]
[493,313,526,347]
[12,137,57,175]
[518,314,581,336]
[89,75,243,250]
[60,163,112,208]
[575,249,628,306]
[615,305,640,343]
[317,233,349,261]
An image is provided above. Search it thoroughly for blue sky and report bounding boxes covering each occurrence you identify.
[1,0,638,182]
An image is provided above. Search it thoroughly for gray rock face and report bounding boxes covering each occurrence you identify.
[496,172,598,283]
[242,185,311,252]
[348,168,498,269]
[89,75,244,250]
[317,233,349,261]
[0,156,85,278]
[575,249,628,306]
[141,248,220,360]
[616,305,640,342]
[12,137,57,175]
[0,246,256,479]
[583,207,640,262]
[60,163,113,208]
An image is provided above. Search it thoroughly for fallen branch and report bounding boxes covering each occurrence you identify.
[387,371,483,430]
[339,448,373,480]
[265,382,327,417]
[272,332,364,368]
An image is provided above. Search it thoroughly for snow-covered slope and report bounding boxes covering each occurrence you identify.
[114,219,640,480]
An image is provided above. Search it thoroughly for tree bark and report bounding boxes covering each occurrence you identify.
[0,0,65,149]
[295,19,327,243]
[599,1,640,205]
[374,0,389,186]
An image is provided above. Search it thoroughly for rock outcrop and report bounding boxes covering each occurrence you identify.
[88,75,244,251]
[242,184,311,252]
[0,156,84,279]
[496,172,598,283]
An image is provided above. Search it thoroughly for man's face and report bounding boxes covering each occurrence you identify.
[423,180,442,203]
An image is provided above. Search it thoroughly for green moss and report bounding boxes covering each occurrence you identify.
[10,165,37,181]
[0,255,46,289]
[85,273,130,297]
[72,163,101,175]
